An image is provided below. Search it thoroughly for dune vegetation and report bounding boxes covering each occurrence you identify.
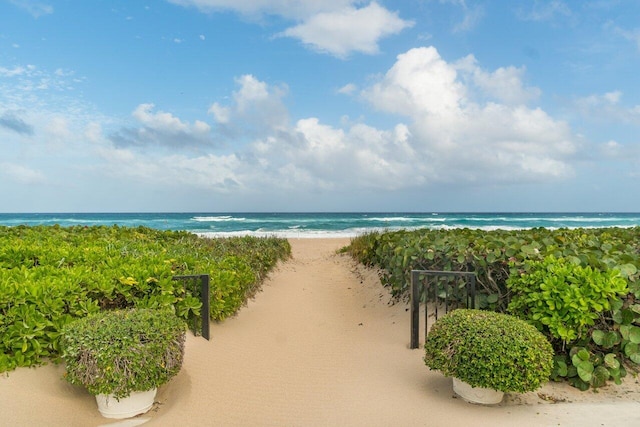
[0,225,290,372]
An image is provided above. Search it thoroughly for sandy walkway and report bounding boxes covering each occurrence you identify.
[2,238,640,426]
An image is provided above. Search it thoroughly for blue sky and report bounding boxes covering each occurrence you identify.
[1,0,639,212]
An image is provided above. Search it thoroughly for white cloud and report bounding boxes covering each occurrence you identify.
[361,46,575,184]
[1,163,46,184]
[0,66,29,77]
[234,75,270,110]
[455,55,541,105]
[208,74,289,135]
[44,116,71,141]
[168,1,413,57]
[573,91,640,124]
[110,103,214,148]
[208,103,230,124]
[280,2,414,57]
[337,83,357,95]
[608,24,640,51]
[363,47,465,118]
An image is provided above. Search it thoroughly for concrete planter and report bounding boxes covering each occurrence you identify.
[95,388,157,419]
[452,378,504,405]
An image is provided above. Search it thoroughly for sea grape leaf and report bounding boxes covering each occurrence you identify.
[592,330,606,346]
[629,326,640,344]
[613,309,635,325]
[591,366,610,388]
[576,361,594,382]
[554,360,568,377]
[624,343,640,364]
[604,353,620,369]
[616,263,638,279]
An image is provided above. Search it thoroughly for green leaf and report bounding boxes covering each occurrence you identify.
[624,343,640,364]
[486,294,499,304]
[604,353,620,369]
[591,366,610,388]
[616,263,638,278]
[592,330,606,345]
[629,326,640,344]
[554,360,568,377]
[575,361,594,382]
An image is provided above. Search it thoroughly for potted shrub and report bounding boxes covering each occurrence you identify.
[61,308,186,419]
[424,309,553,404]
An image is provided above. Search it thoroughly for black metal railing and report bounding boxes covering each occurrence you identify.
[410,270,476,349]
[173,274,210,340]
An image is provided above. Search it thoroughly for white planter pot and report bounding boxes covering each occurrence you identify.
[95,388,157,419]
[452,378,503,405]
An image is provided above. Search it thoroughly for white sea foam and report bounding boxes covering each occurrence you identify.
[191,216,245,222]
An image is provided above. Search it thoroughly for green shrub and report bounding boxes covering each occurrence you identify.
[424,309,553,393]
[507,255,628,343]
[349,227,640,391]
[61,308,186,398]
[0,226,291,372]
[347,227,640,306]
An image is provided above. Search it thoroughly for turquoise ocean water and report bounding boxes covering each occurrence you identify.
[1,212,639,238]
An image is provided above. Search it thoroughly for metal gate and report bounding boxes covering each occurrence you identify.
[409,270,476,349]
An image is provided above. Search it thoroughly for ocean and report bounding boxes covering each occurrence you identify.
[1,212,639,238]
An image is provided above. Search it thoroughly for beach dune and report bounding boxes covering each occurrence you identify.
[2,238,640,426]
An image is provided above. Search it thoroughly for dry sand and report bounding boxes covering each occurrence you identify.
[2,238,640,427]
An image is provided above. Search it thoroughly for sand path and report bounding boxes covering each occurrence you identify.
[2,238,640,426]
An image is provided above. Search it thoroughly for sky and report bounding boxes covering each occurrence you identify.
[1,0,639,213]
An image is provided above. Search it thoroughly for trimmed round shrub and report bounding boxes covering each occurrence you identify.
[61,308,186,399]
[424,309,553,393]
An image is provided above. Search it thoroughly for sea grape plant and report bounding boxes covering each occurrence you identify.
[0,225,291,373]
[507,255,628,343]
[348,226,640,390]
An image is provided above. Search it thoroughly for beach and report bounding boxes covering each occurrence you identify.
[2,238,640,426]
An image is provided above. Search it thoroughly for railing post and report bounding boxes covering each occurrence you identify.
[173,274,210,341]
[201,274,210,340]
[410,270,420,349]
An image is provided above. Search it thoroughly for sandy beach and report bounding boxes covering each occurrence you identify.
[2,238,640,426]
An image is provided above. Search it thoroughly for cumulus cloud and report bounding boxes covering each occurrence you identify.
[455,55,541,105]
[96,48,577,200]
[280,2,414,58]
[361,46,575,184]
[207,74,289,136]
[0,110,34,135]
[168,0,413,57]
[109,103,214,149]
